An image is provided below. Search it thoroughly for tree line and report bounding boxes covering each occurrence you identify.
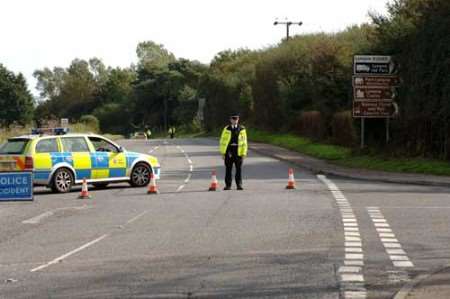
[1,0,449,159]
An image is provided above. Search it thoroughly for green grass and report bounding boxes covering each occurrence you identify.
[248,129,351,160]
[247,128,450,176]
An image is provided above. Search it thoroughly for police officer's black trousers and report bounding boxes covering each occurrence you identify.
[225,153,242,187]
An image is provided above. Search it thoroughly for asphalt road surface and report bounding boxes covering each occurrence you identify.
[0,138,449,299]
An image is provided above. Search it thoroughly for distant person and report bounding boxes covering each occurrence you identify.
[169,127,176,139]
[219,113,248,190]
[145,128,152,139]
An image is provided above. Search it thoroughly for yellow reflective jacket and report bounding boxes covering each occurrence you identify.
[220,125,248,157]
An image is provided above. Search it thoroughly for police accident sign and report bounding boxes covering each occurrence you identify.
[0,172,33,201]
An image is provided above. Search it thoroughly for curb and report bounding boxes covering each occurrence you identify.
[248,145,450,188]
[393,264,450,299]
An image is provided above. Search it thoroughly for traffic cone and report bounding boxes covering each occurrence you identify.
[147,173,159,194]
[78,178,91,199]
[208,170,219,191]
[286,168,296,190]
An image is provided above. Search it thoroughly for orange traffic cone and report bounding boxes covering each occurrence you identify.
[286,168,296,189]
[208,170,219,191]
[78,178,91,199]
[147,173,159,194]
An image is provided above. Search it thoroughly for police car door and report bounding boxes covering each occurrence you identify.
[33,137,60,183]
[88,137,126,179]
[60,136,92,181]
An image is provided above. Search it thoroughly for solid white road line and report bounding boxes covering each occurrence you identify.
[30,234,109,272]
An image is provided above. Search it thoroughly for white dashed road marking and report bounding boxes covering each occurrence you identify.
[148,145,160,154]
[318,175,367,299]
[30,208,152,272]
[173,143,194,193]
[22,205,90,224]
[367,207,414,268]
[30,234,109,272]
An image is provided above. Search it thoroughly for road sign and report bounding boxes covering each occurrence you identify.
[0,172,33,201]
[353,75,400,87]
[353,101,395,118]
[354,55,397,75]
[354,86,395,101]
[61,118,69,127]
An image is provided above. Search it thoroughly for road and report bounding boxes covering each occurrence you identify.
[0,138,449,299]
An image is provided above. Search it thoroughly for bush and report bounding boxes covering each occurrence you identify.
[331,111,357,146]
[79,115,100,133]
[295,111,324,140]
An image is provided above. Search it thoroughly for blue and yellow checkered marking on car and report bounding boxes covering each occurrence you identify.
[31,146,157,182]
[34,170,52,181]
[51,152,73,166]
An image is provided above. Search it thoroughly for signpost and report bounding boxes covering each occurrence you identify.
[353,55,400,148]
[353,55,397,75]
[353,101,396,118]
[0,172,33,201]
[61,118,69,127]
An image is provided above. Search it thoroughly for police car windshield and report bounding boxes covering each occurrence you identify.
[0,139,29,154]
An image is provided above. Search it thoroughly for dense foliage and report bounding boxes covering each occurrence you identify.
[0,64,34,126]
[372,0,450,158]
[1,0,448,159]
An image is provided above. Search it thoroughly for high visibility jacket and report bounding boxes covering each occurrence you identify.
[220,125,248,157]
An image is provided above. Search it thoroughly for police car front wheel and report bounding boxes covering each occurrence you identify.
[51,168,74,193]
[130,163,151,187]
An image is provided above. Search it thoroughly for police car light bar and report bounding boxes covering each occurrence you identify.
[31,127,69,136]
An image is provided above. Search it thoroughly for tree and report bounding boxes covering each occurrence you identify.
[0,64,34,126]
[136,41,176,68]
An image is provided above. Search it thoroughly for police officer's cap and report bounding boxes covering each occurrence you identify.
[230,113,240,118]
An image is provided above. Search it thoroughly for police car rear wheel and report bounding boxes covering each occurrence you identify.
[51,168,74,193]
[130,163,151,187]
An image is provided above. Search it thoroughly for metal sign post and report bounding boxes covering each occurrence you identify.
[386,118,390,144]
[361,118,365,149]
[352,55,399,147]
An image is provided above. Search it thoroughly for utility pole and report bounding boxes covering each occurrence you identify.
[274,20,303,40]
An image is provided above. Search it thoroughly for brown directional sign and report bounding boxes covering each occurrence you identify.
[354,87,395,101]
[353,101,395,118]
[353,75,400,87]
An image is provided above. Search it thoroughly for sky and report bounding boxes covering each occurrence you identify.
[0,0,392,96]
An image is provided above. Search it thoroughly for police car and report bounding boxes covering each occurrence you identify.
[0,128,160,193]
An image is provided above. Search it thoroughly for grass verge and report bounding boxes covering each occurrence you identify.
[248,128,450,177]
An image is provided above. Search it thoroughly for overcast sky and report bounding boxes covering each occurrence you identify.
[0,0,392,95]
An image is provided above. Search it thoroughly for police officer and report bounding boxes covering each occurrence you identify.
[220,113,248,190]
